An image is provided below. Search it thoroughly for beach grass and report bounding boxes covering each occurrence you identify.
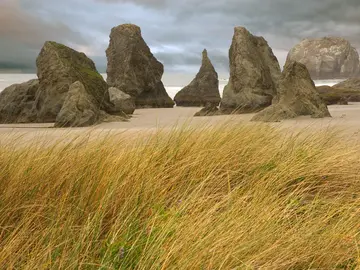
[1,124,360,269]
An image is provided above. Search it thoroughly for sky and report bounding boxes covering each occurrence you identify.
[1,0,360,74]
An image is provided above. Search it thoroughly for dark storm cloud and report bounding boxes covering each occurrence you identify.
[2,0,360,73]
[0,0,89,70]
[96,0,360,70]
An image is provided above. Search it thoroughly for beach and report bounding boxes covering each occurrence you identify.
[1,104,360,146]
[1,73,358,146]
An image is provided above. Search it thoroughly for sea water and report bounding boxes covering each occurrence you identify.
[0,73,344,99]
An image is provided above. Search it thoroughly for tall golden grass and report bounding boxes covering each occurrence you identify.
[1,124,360,269]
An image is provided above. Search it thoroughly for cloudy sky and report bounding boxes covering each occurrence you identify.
[1,0,360,74]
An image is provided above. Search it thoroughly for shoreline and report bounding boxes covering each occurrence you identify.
[1,105,360,146]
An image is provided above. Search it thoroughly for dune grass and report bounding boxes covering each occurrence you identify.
[1,124,360,269]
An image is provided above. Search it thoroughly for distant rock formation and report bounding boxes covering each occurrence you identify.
[333,78,360,90]
[316,79,360,105]
[55,81,100,127]
[220,27,281,114]
[194,103,221,117]
[174,49,220,107]
[35,41,117,122]
[108,87,136,115]
[252,61,331,122]
[0,79,39,123]
[106,24,174,108]
[287,37,360,80]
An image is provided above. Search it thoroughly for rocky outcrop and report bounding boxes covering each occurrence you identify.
[287,37,360,80]
[252,61,331,122]
[333,78,360,90]
[106,24,174,108]
[220,27,281,114]
[55,81,100,127]
[174,49,220,107]
[0,79,39,123]
[317,84,360,105]
[108,87,136,114]
[194,103,221,117]
[35,41,117,123]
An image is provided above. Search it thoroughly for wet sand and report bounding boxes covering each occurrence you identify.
[1,104,360,145]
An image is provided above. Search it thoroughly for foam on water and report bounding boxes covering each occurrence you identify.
[0,73,346,98]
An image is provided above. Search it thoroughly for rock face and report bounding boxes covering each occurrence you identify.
[0,79,39,123]
[108,87,136,114]
[252,61,331,122]
[287,37,360,80]
[174,49,220,107]
[194,103,221,117]
[220,27,281,114]
[55,81,100,127]
[35,41,116,122]
[106,24,174,108]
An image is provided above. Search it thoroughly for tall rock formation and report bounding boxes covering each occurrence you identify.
[174,49,220,106]
[106,24,174,108]
[287,37,360,79]
[35,41,117,122]
[0,79,39,123]
[220,27,281,114]
[252,61,331,122]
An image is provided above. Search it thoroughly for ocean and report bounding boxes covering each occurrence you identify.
[0,73,344,99]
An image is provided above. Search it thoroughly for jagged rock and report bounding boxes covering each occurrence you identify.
[252,61,331,122]
[220,27,281,114]
[287,37,360,79]
[0,79,39,123]
[174,49,220,107]
[35,41,117,123]
[194,103,221,117]
[55,81,100,127]
[106,24,174,108]
[108,87,136,114]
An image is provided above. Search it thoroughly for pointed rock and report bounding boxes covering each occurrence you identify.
[35,41,116,122]
[174,49,220,106]
[106,24,174,108]
[252,61,331,122]
[220,27,281,114]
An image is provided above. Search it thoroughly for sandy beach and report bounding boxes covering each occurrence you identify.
[1,104,360,145]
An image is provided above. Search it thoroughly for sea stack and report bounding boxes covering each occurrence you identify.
[106,24,174,108]
[35,41,117,122]
[287,37,360,79]
[220,27,281,114]
[174,49,220,107]
[252,61,331,122]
